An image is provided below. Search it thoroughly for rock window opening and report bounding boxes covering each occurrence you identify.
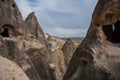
[0,28,9,37]
[12,3,15,8]
[1,0,4,2]
[102,20,120,43]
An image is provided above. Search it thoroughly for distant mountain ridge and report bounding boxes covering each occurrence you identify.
[62,37,84,42]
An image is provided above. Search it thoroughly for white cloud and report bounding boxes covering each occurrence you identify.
[15,0,98,37]
[50,27,88,37]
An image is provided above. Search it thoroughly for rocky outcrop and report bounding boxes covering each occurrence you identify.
[45,34,67,80]
[0,56,30,80]
[51,49,67,80]
[46,34,65,52]
[25,12,45,40]
[0,0,29,37]
[0,31,54,80]
[27,48,55,80]
[63,0,120,80]
[62,39,75,67]
[0,38,42,80]
[0,0,55,80]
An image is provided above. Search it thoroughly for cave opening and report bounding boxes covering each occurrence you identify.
[80,58,88,66]
[0,28,9,37]
[102,20,120,43]
[12,3,15,8]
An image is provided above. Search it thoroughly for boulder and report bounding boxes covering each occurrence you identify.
[0,56,30,80]
[63,0,120,80]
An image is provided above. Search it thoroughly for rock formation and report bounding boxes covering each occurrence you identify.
[63,0,120,80]
[2,0,119,80]
[0,0,29,37]
[46,34,65,52]
[0,0,55,80]
[62,39,75,67]
[25,12,45,40]
[51,49,67,80]
[27,48,56,80]
[1,38,42,80]
[0,56,30,80]
[45,34,67,80]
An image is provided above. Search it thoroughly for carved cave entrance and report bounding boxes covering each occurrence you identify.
[0,25,15,37]
[102,20,120,43]
[1,28,9,37]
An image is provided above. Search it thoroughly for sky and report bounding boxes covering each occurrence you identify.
[15,0,98,37]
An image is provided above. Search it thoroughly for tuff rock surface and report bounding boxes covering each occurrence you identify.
[27,48,56,80]
[1,0,119,80]
[62,39,75,67]
[52,49,67,80]
[45,34,67,80]
[63,0,120,80]
[0,0,29,37]
[0,0,67,80]
[25,12,45,40]
[0,56,30,80]
[46,34,65,52]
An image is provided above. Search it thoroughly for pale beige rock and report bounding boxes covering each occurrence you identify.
[52,49,66,80]
[0,56,30,80]
[47,35,65,52]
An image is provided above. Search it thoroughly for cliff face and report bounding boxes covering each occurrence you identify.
[63,0,120,80]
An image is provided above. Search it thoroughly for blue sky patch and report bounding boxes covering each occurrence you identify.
[15,0,98,37]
